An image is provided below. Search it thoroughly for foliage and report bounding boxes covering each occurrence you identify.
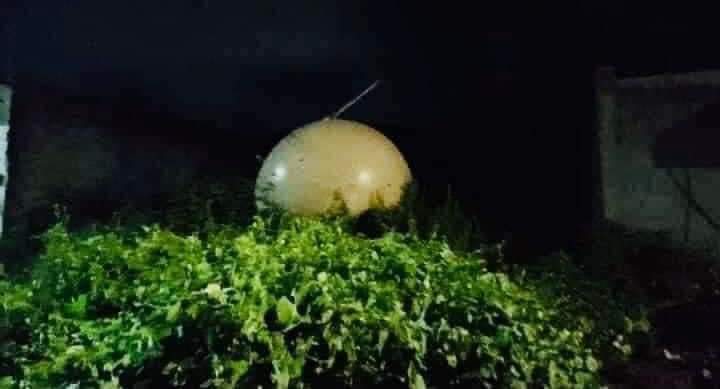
[163,176,488,254]
[353,182,490,255]
[110,176,256,235]
[510,252,651,367]
[0,210,630,388]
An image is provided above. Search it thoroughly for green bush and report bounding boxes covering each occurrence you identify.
[110,176,257,235]
[0,209,648,388]
[351,182,490,255]
[510,252,650,367]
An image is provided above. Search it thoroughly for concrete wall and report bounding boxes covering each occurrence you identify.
[0,85,11,237]
[596,67,720,256]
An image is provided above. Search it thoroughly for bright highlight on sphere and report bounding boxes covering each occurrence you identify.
[255,118,412,216]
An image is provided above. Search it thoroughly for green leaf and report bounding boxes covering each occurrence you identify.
[377,329,389,353]
[64,294,88,319]
[166,301,182,322]
[272,364,291,389]
[276,296,297,326]
[585,356,599,372]
[227,359,250,387]
[99,377,121,389]
[411,372,426,389]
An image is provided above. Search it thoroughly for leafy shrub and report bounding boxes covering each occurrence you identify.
[110,176,256,235]
[510,252,651,368]
[133,177,488,255]
[0,211,621,388]
[352,182,490,255]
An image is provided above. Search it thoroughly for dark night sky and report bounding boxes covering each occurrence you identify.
[0,2,595,127]
[2,3,718,117]
[1,0,487,131]
[1,1,719,251]
[2,2,716,125]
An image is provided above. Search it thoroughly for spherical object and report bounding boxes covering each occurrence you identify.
[255,118,412,216]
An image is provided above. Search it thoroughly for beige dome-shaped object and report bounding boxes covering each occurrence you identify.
[255,118,412,216]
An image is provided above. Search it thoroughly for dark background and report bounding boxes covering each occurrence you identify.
[0,1,717,256]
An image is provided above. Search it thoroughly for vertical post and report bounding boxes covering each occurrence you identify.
[593,66,617,227]
[0,84,11,238]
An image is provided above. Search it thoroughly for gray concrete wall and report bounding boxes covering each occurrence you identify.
[0,85,11,237]
[596,67,720,256]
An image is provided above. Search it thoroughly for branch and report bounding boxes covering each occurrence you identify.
[665,168,720,232]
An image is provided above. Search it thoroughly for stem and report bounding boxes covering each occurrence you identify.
[665,168,720,232]
[330,80,381,119]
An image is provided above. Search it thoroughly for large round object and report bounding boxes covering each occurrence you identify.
[255,118,412,216]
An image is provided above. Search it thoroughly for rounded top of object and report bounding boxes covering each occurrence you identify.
[255,118,412,216]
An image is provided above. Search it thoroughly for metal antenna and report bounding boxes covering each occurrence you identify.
[330,80,381,119]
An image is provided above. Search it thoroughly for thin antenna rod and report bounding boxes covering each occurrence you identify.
[330,80,381,119]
